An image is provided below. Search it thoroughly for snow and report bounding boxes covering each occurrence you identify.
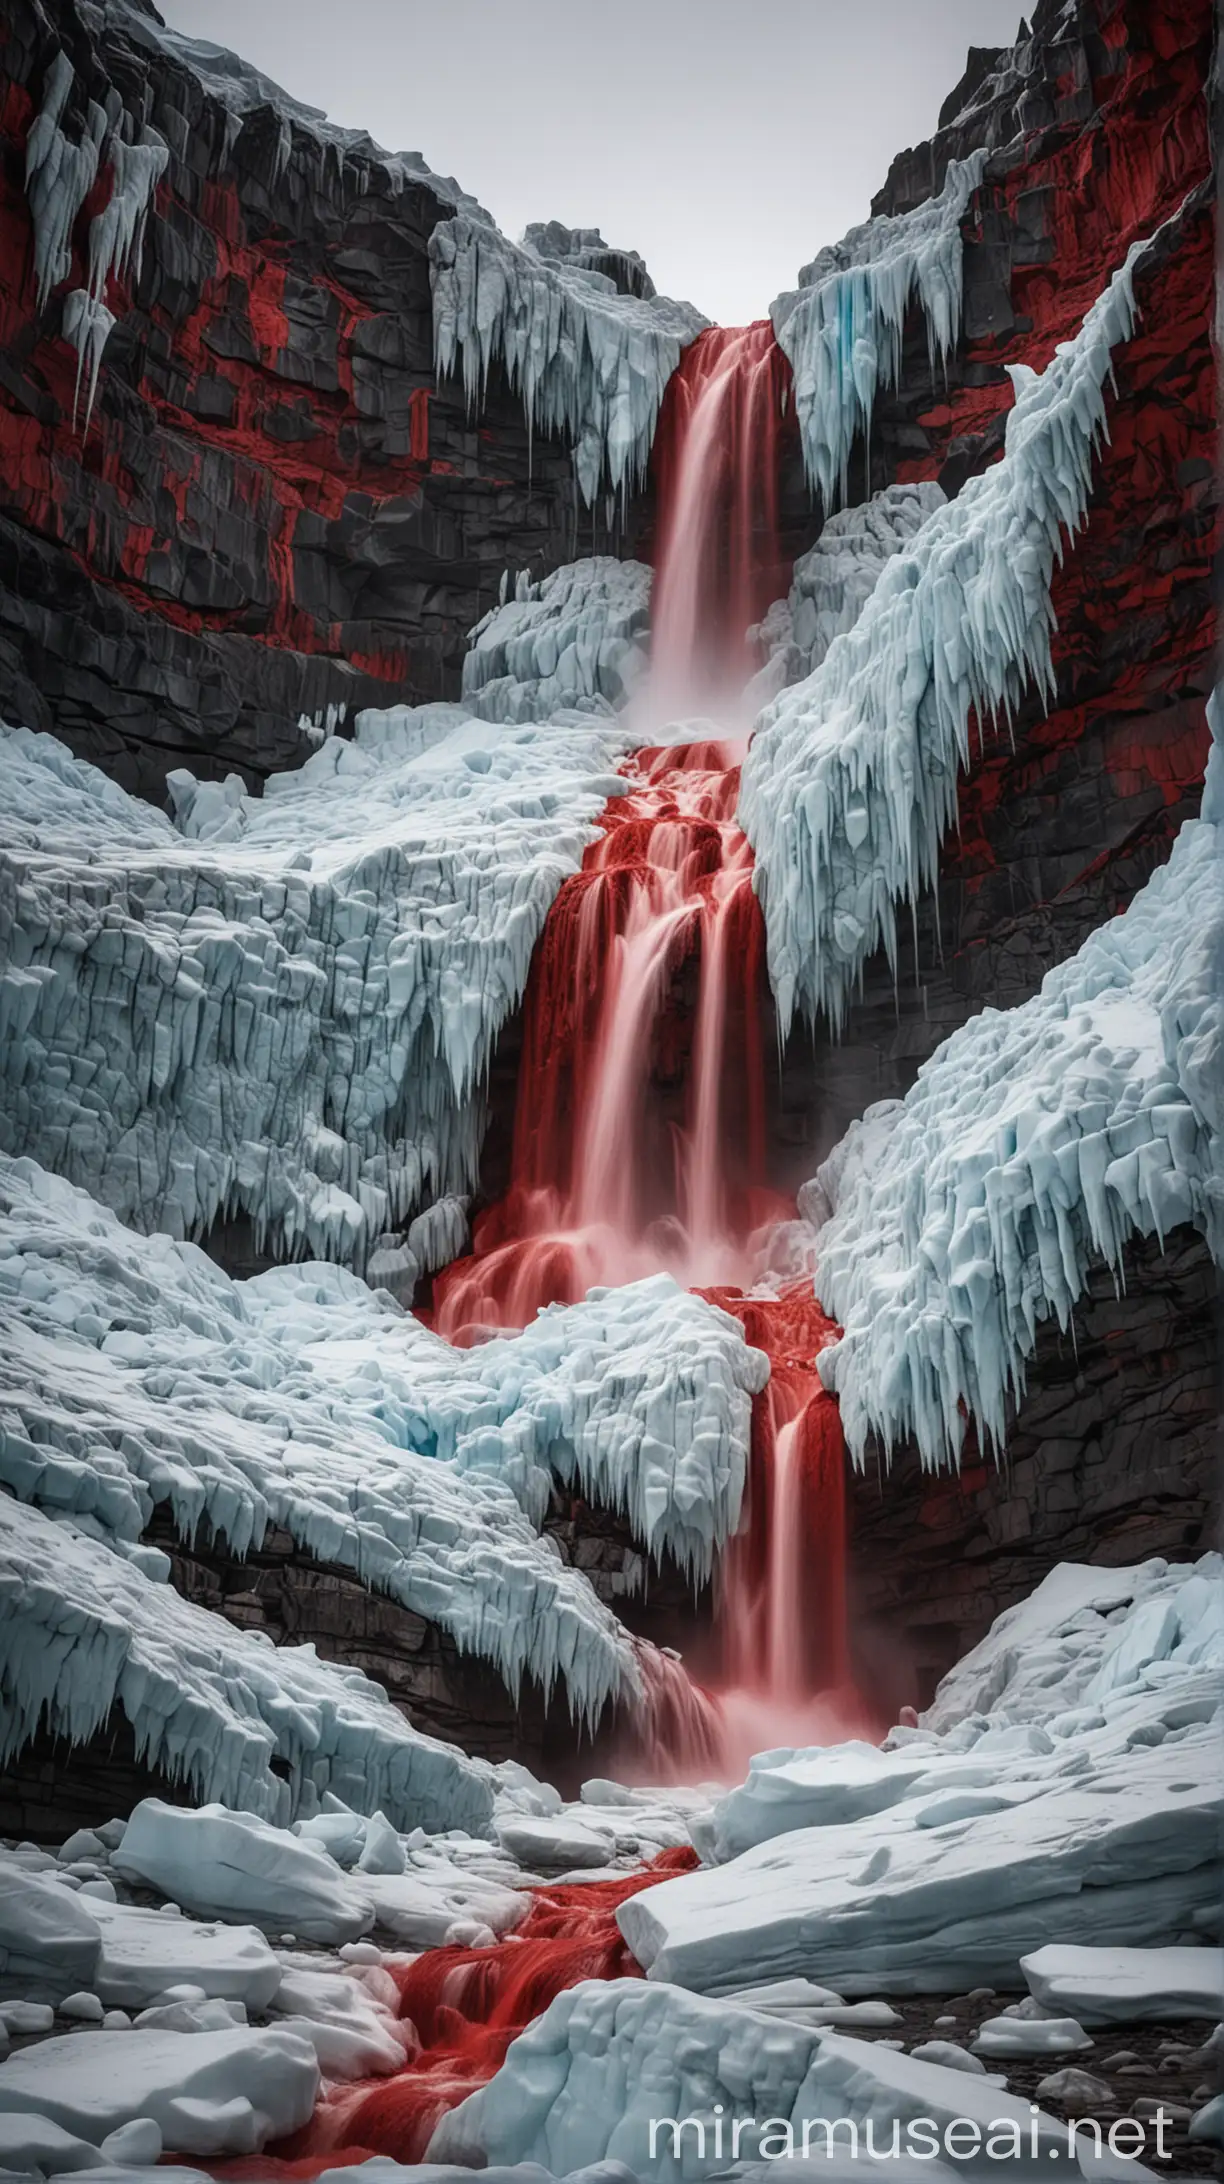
[0,2110,114,2176]
[429,1978,1116,2179]
[618,1556,1223,1996]
[771,156,986,507]
[495,1814,616,1873]
[269,1966,410,2080]
[0,1863,101,2002]
[0,1497,497,1833]
[0,703,630,1273]
[1020,1945,1224,2026]
[0,1156,760,1733]
[430,215,705,506]
[973,2017,1093,2059]
[0,2026,318,2158]
[809,702,1224,1467]
[462,560,652,725]
[746,484,946,706]
[112,1804,378,1947]
[89,1899,281,2011]
[743,220,1164,1040]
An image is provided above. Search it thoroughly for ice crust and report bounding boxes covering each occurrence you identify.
[747,485,946,706]
[0,1495,498,1832]
[0,703,630,1271]
[462,559,652,725]
[808,705,1223,1468]
[430,212,705,505]
[429,1979,1091,2179]
[771,155,986,507]
[619,1557,1222,1996]
[744,223,1157,1039]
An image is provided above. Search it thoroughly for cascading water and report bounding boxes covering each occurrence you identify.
[431,322,871,1777]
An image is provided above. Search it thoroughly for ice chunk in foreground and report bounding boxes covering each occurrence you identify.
[112,1804,376,1945]
[1020,1944,1224,2025]
[0,2027,318,2158]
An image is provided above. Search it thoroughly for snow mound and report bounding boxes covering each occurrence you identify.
[0,1496,497,1832]
[743,219,1161,1039]
[621,1556,1223,1994]
[747,485,946,705]
[0,2025,318,2158]
[430,1978,1085,2178]
[771,155,985,507]
[0,706,628,1270]
[811,707,1223,1467]
[462,560,652,724]
[430,212,706,505]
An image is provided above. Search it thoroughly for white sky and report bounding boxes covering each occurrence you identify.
[161,0,1025,324]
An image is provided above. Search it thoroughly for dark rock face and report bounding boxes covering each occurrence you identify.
[0,0,641,800]
[849,1226,1221,1716]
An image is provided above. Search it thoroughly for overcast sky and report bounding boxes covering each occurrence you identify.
[162,0,1025,324]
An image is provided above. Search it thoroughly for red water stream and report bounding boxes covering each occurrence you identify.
[265,326,867,2176]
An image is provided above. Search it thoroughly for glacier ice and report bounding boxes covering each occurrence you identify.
[430,211,705,505]
[112,1804,380,1947]
[771,155,986,507]
[619,1556,1223,1995]
[747,484,945,706]
[744,219,1165,1038]
[0,1495,499,1832]
[1019,1945,1224,2026]
[462,559,652,725]
[429,1978,1086,2179]
[808,710,1223,1468]
[0,1154,761,1730]
[24,54,106,313]
[0,703,630,1271]
[0,2024,319,2159]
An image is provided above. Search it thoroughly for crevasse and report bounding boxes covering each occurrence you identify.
[741,213,1169,1038]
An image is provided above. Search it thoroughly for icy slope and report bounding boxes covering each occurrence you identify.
[0,1495,497,1832]
[0,1156,763,1714]
[619,1555,1223,1995]
[771,155,985,507]
[743,219,1165,1037]
[0,703,629,1269]
[462,560,652,725]
[430,215,705,505]
[808,711,1223,1469]
[747,483,945,705]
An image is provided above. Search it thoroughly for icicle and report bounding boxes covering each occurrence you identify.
[61,287,115,430]
[24,54,108,312]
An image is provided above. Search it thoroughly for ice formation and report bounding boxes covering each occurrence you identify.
[0,1154,763,1738]
[0,1495,499,1832]
[23,53,168,429]
[430,1980,1085,2178]
[743,219,1166,1037]
[746,484,945,705]
[430,211,705,504]
[0,704,631,1269]
[1020,1945,1224,2025]
[619,1556,1223,1994]
[771,154,986,506]
[0,2024,319,2158]
[462,560,652,724]
[808,705,1223,1467]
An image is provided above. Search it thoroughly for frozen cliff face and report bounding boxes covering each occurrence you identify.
[808,704,1223,1473]
[746,483,946,705]
[462,559,652,724]
[743,218,1164,1039]
[0,706,631,1269]
[521,222,656,301]
[0,1155,765,1723]
[430,211,706,506]
[0,1493,497,1832]
[618,1555,1223,1998]
[771,154,986,508]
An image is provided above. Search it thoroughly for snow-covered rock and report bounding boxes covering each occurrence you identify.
[429,1978,1084,2176]
[973,2016,1093,2059]
[744,215,1175,1041]
[0,2026,318,2157]
[772,156,985,507]
[430,214,704,505]
[1020,1944,1224,2026]
[812,701,1224,1466]
[619,1558,1223,1995]
[463,560,651,724]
